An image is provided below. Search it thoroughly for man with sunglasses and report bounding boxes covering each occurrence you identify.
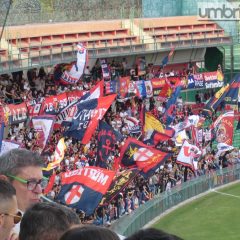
[0,179,21,240]
[0,149,44,235]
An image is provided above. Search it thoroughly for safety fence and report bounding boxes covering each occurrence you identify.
[111,165,240,237]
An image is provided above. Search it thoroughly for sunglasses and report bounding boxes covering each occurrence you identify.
[1,211,22,224]
[6,174,48,191]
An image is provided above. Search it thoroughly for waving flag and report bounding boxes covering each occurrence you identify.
[56,81,104,126]
[56,167,115,215]
[97,121,123,168]
[161,48,174,67]
[203,84,230,115]
[61,43,87,85]
[32,115,55,152]
[64,94,116,144]
[43,138,67,171]
[119,138,171,177]
[177,141,201,169]
[163,86,181,125]
[213,111,234,145]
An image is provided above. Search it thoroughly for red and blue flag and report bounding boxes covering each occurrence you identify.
[64,94,116,144]
[119,138,171,177]
[56,167,115,215]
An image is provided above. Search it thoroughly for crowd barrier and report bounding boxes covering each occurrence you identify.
[111,165,240,237]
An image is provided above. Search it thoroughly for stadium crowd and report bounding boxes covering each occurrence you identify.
[0,58,239,240]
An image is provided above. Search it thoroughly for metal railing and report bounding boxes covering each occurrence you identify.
[0,34,233,75]
[111,165,240,237]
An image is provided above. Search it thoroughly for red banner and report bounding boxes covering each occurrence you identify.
[61,167,115,194]
[41,93,68,115]
[0,102,28,126]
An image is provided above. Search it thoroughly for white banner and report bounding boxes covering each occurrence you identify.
[61,43,87,84]
[0,140,21,156]
[32,116,55,151]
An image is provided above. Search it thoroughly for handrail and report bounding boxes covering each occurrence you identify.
[111,165,240,237]
[0,34,233,75]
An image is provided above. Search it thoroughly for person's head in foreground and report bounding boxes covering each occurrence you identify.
[0,149,44,212]
[60,225,120,240]
[19,202,80,240]
[125,228,183,240]
[0,179,21,240]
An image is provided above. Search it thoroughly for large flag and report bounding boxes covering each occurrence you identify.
[162,86,181,125]
[97,121,123,168]
[32,115,55,151]
[56,81,104,126]
[119,138,171,177]
[101,169,139,204]
[56,167,115,215]
[177,141,201,169]
[61,43,87,85]
[0,140,21,156]
[64,94,116,144]
[213,111,234,145]
[43,138,67,171]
